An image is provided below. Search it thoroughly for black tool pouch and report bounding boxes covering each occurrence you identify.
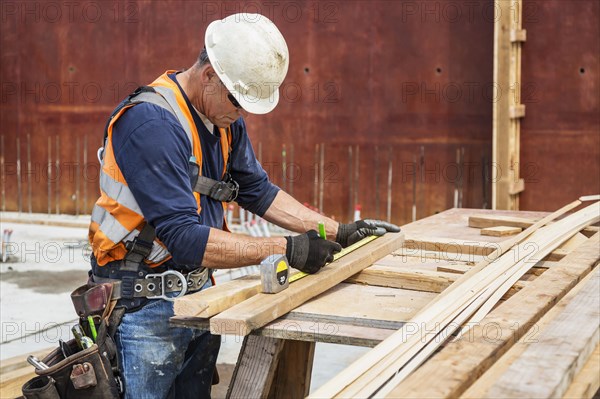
[23,334,119,399]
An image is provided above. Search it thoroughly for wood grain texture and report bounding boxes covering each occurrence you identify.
[226,335,285,399]
[562,343,600,399]
[461,270,599,399]
[174,274,261,318]
[210,233,404,336]
[486,269,600,398]
[387,234,599,398]
[480,225,522,236]
[268,340,315,399]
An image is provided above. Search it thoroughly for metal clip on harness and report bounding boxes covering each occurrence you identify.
[145,270,188,301]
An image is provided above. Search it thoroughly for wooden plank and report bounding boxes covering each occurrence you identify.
[0,365,35,399]
[509,105,526,119]
[480,226,522,236]
[404,236,498,256]
[289,283,434,329]
[347,266,457,293]
[469,214,539,229]
[210,233,404,336]
[469,214,599,237]
[386,233,599,398]
[171,315,397,348]
[510,29,527,42]
[562,343,600,399]
[226,335,285,399]
[486,269,599,398]
[268,340,315,399]
[347,265,527,299]
[175,274,261,318]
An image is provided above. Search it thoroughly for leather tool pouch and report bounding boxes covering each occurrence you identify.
[23,339,119,399]
[22,283,122,399]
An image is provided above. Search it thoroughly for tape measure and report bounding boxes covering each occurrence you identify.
[288,235,378,283]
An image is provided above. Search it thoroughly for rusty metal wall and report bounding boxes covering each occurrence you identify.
[519,0,600,211]
[2,0,552,225]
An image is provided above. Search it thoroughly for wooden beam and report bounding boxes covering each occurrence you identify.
[385,233,599,398]
[562,343,600,399]
[486,269,599,398]
[226,335,285,399]
[492,0,525,210]
[480,226,522,236]
[347,265,527,299]
[210,233,404,336]
[469,214,599,237]
[175,274,262,318]
[268,340,315,399]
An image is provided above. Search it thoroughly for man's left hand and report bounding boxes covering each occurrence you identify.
[335,219,401,247]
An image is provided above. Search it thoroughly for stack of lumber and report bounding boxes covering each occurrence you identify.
[310,200,600,398]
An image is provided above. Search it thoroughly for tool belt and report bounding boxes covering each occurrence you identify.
[91,267,209,301]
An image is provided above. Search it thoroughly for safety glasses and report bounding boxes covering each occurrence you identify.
[227,92,242,109]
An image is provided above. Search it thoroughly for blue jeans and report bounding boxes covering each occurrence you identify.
[115,285,220,399]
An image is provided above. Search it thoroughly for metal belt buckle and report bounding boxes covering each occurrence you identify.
[145,270,187,302]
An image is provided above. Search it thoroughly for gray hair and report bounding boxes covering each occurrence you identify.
[198,47,210,66]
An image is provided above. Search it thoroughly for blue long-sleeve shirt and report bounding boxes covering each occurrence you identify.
[110,74,279,268]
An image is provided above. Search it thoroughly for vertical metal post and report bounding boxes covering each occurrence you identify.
[16,136,22,213]
[374,145,380,220]
[354,145,360,214]
[0,135,5,212]
[313,144,319,208]
[348,145,353,222]
[27,133,32,213]
[281,143,287,192]
[289,143,294,197]
[75,136,81,216]
[386,147,393,223]
[83,135,88,214]
[47,136,52,215]
[55,135,60,215]
[412,154,417,222]
[318,143,325,214]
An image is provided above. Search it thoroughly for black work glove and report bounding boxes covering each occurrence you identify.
[336,219,401,248]
[285,230,342,274]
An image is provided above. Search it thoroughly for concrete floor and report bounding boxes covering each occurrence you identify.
[0,217,369,395]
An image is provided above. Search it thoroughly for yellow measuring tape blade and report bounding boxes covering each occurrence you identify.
[288,235,379,283]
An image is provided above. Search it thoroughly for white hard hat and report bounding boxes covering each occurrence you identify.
[205,13,289,115]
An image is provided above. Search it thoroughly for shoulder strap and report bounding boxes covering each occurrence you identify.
[102,86,178,145]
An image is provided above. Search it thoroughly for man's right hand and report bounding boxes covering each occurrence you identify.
[285,230,342,274]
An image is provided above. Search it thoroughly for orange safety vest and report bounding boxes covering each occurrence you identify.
[89,71,232,267]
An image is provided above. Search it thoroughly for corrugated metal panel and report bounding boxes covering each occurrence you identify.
[520,0,600,210]
[2,0,497,224]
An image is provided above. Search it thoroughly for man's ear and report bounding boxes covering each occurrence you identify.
[199,64,217,83]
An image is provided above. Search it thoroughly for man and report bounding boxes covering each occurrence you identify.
[89,13,399,398]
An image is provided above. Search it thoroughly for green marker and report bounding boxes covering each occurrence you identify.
[318,221,327,240]
[87,316,98,342]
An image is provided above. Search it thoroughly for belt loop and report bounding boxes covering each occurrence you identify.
[121,276,135,299]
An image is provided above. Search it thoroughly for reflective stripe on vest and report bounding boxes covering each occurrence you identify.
[90,71,232,267]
